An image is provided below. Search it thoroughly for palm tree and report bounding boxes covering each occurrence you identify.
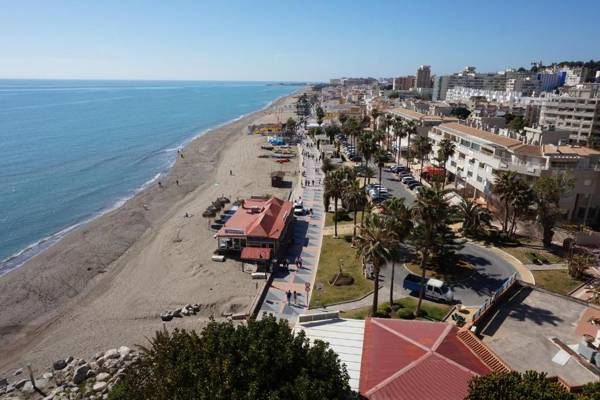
[411,136,432,183]
[384,113,393,149]
[374,148,387,185]
[371,108,380,131]
[355,213,391,315]
[411,185,449,317]
[381,198,412,305]
[508,183,535,238]
[455,199,492,238]
[392,118,406,164]
[343,179,367,239]
[358,132,376,186]
[533,173,575,247]
[324,169,346,238]
[436,138,456,186]
[492,171,521,235]
[404,120,418,169]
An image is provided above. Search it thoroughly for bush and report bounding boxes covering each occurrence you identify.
[396,309,415,319]
[109,316,351,400]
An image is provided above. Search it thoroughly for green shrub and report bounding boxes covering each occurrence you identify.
[396,309,415,319]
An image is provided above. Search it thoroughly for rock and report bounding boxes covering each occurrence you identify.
[87,369,96,379]
[181,307,190,316]
[22,378,49,393]
[73,364,90,384]
[0,377,7,387]
[104,349,119,359]
[118,346,131,359]
[13,378,28,389]
[96,372,110,382]
[94,352,103,361]
[66,355,74,364]
[13,368,23,376]
[172,309,182,318]
[90,361,99,371]
[160,312,173,321]
[93,381,107,392]
[42,372,53,380]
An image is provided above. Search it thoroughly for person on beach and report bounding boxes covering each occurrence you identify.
[229,169,232,176]
[293,290,298,305]
[286,290,292,304]
[176,180,179,186]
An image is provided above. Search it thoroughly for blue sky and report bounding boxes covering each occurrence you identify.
[1,0,598,81]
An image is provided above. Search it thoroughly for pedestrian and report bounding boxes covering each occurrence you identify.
[286,290,292,304]
[312,179,314,186]
[176,179,180,186]
[229,169,232,176]
[293,290,298,304]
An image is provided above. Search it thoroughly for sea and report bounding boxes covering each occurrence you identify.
[0,80,298,276]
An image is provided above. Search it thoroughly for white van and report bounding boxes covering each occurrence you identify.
[426,278,454,302]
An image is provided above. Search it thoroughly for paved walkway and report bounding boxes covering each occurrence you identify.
[525,263,568,271]
[258,136,325,323]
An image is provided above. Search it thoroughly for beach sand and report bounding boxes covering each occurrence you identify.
[0,94,300,375]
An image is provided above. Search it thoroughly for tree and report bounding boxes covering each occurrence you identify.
[533,173,574,247]
[392,118,406,165]
[316,106,325,126]
[410,186,450,316]
[381,198,413,304]
[371,108,380,130]
[109,315,351,400]
[492,171,522,235]
[358,132,377,186]
[508,182,535,238]
[338,113,347,127]
[343,179,367,239]
[285,117,297,137]
[466,371,575,400]
[403,120,418,169]
[455,199,492,238]
[411,135,432,183]
[324,167,354,238]
[324,125,340,145]
[508,115,526,133]
[355,213,391,315]
[436,137,456,185]
[374,148,387,186]
[451,107,471,120]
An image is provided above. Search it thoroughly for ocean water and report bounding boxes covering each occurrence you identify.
[0,80,297,275]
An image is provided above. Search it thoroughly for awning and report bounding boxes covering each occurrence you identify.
[240,247,272,261]
[423,165,444,175]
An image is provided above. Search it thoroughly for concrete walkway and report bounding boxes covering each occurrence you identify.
[525,263,568,271]
[258,135,325,323]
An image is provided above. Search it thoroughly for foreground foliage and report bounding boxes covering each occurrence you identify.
[108,316,351,400]
[467,371,600,400]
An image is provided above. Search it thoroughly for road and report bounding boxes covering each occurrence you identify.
[375,165,517,307]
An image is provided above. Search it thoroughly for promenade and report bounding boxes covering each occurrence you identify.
[258,135,325,322]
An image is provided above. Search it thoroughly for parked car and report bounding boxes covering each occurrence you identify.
[402,176,416,184]
[398,171,412,178]
[402,274,454,303]
[407,182,422,190]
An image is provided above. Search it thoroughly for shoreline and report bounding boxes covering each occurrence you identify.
[0,90,302,375]
[0,90,298,276]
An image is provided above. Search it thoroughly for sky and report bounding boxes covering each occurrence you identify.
[1,0,599,82]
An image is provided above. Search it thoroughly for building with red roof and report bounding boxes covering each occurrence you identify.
[359,318,504,400]
[216,197,293,262]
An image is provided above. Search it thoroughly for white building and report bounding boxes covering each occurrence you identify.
[539,84,600,146]
[429,122,600,223]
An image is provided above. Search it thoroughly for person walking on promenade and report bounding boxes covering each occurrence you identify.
[293,290,298,305]
[286,290,292,304]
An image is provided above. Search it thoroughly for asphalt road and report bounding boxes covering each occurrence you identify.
[375,166,517,307]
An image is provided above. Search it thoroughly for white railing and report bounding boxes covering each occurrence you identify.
[472,273,517,323]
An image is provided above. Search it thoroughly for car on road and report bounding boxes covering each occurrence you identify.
[402,274,454,303]
[407,182,422,190]
[401,176,416,184]
[398,171,412,178]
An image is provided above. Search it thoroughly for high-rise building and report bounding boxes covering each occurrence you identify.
[415,65,432,89]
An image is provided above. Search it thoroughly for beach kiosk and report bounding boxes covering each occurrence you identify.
[216,197,294,265]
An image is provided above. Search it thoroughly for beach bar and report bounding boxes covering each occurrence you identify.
[216,197,293,262]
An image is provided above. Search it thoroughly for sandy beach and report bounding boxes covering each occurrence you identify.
[0,93,300,376]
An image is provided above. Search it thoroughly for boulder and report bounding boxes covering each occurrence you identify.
[0,377,7,387]
[13,368,23,376]
[66,356,74,364]
[13,378,28,389]
[42,372,53,380]
[93,381,107,392]
[73,364,90,384]
[160,312,173,321]
[95,372,110,382]
[104,349,119,359]
[118,346,131,359]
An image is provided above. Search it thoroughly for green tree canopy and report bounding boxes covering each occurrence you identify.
[109,316,351,400]
[467,371,576,400]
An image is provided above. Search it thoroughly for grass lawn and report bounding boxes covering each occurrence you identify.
[309,235,372,308]
[341,297,451,321]
[492,236,565,265]
[324,211,356,227]
[532,270,585,295]
[406,258,475,283]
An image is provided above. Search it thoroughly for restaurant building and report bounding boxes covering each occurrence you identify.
[216,197,293,263]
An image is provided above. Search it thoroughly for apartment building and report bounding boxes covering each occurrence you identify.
[415,65,432,89]
[429,122,600,224]
[539,84,600,146]
[392,75,415,91]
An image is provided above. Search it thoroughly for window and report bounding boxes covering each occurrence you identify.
[459,153,465,160]
[477,175,483,182]
[450,160,457,167]
[467,171,473,177]
[471,143,480,151]
[479,162,485,168]
[461,139,471,147]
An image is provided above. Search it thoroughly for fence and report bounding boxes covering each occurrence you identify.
[472,272,517,323]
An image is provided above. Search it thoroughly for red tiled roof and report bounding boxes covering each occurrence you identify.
[240,247,272,261]
[360,318,493,400]
[217,197,292,240]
